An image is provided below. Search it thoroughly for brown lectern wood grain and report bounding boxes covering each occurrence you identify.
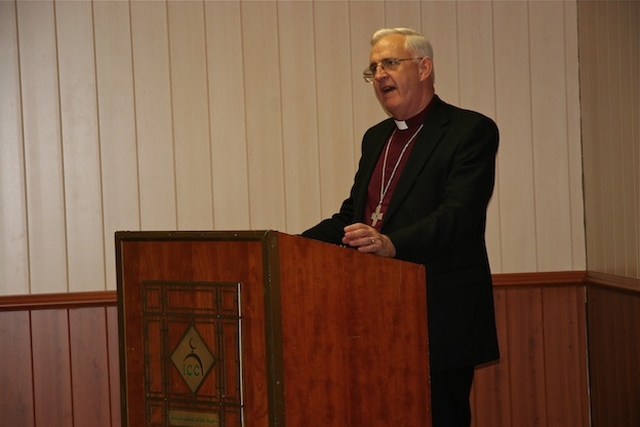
[116,230,430,427]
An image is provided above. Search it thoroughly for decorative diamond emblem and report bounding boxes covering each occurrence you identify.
[171,325,215,393]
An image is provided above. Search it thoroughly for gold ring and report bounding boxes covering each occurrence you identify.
[370,237,375,244]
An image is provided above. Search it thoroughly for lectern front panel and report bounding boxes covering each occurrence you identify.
[117,232,271,427]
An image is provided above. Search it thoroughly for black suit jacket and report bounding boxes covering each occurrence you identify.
[302,96,500,371]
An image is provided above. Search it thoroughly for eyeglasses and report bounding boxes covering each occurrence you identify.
[362,57,423,83]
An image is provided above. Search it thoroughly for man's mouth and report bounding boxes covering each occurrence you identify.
[381,85,396,93]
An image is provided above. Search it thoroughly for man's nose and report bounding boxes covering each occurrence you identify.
[373,66,389,80]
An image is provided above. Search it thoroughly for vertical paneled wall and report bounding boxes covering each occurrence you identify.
[578,0,640,283]
[586,282,640,426]
[0,277,590,427]
[0,304,120,427]
[0,0,585,295]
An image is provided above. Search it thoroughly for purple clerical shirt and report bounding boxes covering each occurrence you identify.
[364,103,433,231]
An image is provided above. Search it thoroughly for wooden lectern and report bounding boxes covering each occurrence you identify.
[116,231,431,427]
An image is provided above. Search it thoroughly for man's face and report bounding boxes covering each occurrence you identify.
[368,34,426,120]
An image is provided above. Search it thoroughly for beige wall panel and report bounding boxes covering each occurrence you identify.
[241,1,286,230]
[1,0,598,294]
[55,1,105,292]
[348,1,388,167]
[529,1,575,271]
[621,0,640,279]
[167,1,214,230]
[492,1,537,273]
[455,1,496,118]
[614,3,640,277]
[604,1,624,277]
[579,0,640,280]
[383,0,421,31]
[626,0,638,279]
[603,3,627,278]
[17,0,68,293]
[93,0,139,290]
[204,0,251,231]
[563,0,586,271]
[612,0,639,279]
[277,1,321,234]
[456,1,502,272]
[311,1,356,223]
[631,0,640,280]
[421,1,459,104]
[589,0,612,274]
[0,0,29,295]
[594,1,617,274]
[130,1,177,231]
[578,1,601,273]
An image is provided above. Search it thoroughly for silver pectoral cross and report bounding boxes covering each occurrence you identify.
[371,204,384,227]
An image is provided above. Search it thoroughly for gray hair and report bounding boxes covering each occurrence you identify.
[371,28,435,82]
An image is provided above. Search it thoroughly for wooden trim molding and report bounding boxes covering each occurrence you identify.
[585,271,640,293]
[492,270,586,287]
[3,270,639,311]
[0,291,117,311]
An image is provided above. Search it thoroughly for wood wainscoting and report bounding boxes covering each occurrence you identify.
[0,293,120,427]
[472,271,589,427]
[3,271,636,427]
[585,273,640,427]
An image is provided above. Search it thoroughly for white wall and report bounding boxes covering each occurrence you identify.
[578,0,640,282]
[0,0,586,294]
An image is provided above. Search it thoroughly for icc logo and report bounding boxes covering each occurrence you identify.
[171,326,216,393]
[183,339,204,377]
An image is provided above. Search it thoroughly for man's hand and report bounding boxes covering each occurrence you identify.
[342,223,396,258]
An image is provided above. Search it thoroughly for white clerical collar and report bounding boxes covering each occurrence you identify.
[394,119,408,130]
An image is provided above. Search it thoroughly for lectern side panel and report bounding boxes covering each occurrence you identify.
[344,259,430,425]
[118,239,270,427]
[276,234,430,427]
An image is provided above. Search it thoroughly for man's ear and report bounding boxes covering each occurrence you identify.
[418,57,433,82]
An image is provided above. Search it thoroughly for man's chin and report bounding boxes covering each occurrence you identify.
[382,103,401,118]
[375,93,401,116]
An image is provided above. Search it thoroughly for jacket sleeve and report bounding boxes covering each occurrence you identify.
[300,197,353,244]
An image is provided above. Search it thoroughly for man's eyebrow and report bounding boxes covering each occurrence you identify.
[369,58,393,66]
